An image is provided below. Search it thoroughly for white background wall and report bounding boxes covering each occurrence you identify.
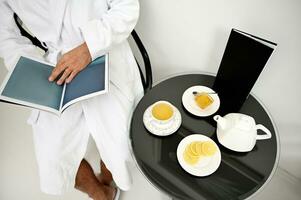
[134,0,301,179]
[0,0,301,199]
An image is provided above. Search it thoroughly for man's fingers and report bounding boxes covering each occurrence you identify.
[65,69,80,84]
[56,68,72,85]
[48,43,90,83]
[48,60,68,82]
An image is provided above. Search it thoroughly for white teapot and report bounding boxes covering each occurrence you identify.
[213,113,272,152]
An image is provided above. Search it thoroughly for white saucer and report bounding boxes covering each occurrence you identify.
[182,85,220,117]
[143,101,182,136]
[177,134,221,177]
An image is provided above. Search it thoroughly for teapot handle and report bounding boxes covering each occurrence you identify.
[256,124,272,140]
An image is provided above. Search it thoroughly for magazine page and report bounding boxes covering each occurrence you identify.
[0,56,63,114]
[60,55,109,112]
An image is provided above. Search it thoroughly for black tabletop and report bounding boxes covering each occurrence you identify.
[130,74,278,200]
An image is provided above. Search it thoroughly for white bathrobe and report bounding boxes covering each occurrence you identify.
[0,0,143,195]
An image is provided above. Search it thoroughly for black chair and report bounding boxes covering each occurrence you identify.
[13,13,153,93]
[130,30,152,93]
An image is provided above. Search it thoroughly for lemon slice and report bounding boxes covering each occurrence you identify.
[183,150,199,165]
[183,142,205,165]
[184,145,199,158]
[183,140,217,165]
[195,142,204,155]
[189,142,199,156]
[201,141,217,156]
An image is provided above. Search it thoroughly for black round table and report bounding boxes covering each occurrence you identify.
[130,74,279,200]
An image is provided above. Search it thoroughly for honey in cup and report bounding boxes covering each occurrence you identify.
[152,102,174,121]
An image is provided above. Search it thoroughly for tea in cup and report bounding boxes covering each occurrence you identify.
[151,101,175,125]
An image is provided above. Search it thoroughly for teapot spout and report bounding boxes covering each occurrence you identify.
[213,115,227,130]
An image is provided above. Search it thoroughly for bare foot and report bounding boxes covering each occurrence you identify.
[90,188,108,200]
[97,161,113,185]
[75,159,107,200]
[103,185,117,200]
[90,182,110,200]
[96,173,106,184]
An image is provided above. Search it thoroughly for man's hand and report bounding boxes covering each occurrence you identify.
[48,42,92,85]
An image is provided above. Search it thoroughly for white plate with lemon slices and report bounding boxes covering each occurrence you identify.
[182,85,220,117]
[177,134,221,177]
[143,100,182,136]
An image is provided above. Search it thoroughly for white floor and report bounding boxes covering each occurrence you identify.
[1,63,301,200]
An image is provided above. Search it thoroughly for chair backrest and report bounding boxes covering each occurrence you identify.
[13,13,153,93]
[130,30,153,93]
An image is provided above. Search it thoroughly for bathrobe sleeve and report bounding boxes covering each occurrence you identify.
[80,0,139,60]
[0,1,43,70]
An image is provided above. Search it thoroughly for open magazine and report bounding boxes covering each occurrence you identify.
[0,55,109,115]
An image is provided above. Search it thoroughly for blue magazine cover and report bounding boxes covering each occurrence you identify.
[0,55,109,115]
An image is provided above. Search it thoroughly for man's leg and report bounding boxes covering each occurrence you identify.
[75,159,115,200]
[97,160,113,185]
